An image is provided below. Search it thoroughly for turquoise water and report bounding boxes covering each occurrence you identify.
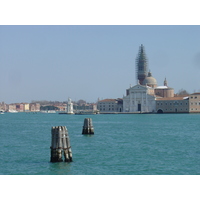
[0,113,200,175]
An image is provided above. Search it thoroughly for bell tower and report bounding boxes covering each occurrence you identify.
[136,44,148,85]
[164,77,168,86]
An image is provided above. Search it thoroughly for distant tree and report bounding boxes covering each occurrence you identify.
[177,89,190,95]
[40,106,59,111]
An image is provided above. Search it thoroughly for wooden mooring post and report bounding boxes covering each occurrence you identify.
[82,118,94,134]
[50,126,72,162]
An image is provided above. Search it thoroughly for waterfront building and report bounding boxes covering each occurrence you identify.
[16,103,24,112]
[24,103,30,112]
[89,104,97,111]
[8,104,17,112]
[156,96,189,113]
[189,93,200,113]
[29,103,40,112]
[0,102,7,111]
[97,98,123,113]
[123,84,156,113]
[15,103,29,112]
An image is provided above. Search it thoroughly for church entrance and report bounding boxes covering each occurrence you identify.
[138,104,141,111]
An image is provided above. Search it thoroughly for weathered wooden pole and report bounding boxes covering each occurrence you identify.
[82,118,94,134]
[50,126,72,162]
[63,126,73,162]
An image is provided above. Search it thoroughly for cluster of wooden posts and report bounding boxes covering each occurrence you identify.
[50,118,94,162]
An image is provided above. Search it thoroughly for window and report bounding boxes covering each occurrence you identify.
[174,101,179,106]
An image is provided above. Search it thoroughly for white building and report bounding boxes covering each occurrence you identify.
[67,98,74,114]
[123,84,156,113]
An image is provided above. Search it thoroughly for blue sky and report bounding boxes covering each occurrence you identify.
[1,25,200,103]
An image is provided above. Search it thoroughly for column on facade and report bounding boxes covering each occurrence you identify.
[134,92,136,112]
[129,91,132,112]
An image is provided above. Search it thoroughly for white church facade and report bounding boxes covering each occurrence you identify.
[123,84,156,113]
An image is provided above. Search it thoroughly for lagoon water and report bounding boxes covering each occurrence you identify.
[0,112,200,175]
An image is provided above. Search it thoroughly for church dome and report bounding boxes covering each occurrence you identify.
[142,71,157,88]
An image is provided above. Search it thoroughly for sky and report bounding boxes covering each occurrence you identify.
[1,0,200,104]
[1,25,200,104]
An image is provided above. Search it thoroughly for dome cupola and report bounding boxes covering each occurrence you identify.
[142,71,157,88]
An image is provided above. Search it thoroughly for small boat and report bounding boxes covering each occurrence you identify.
[9,110,18,113]
[0,110,5,114]
[41,110,56,113]
[47,110,56,113]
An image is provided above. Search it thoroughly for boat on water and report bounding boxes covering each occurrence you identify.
[9,110,18,113]
[47,110,56,113]
[41,110,56,113]
[0,110,5,114]
[75,110,99,115]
